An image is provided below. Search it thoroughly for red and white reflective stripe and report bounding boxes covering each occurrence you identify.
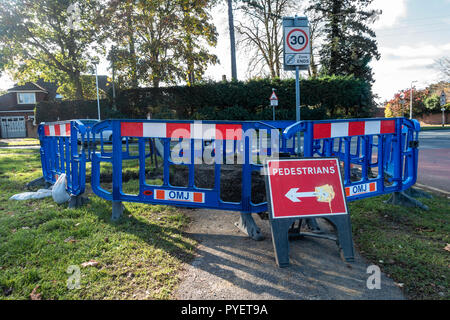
[121,122,242,140]
[44,123,71,137]
[153,189,205,203]
[313,120,396,139]
[345,182,377,197]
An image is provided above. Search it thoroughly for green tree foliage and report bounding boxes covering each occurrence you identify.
[0,0,106,99]
[105,0,218,88]
[307,0,380,83]
[424,94,441,112]
[57,75,111,100]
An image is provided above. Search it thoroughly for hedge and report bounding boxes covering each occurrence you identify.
[35,76,376,123]
[114,75,376,121]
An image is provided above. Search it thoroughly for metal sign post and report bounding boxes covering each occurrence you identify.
[441,91,446,127]
[270,89,278,121]
[283,16,310,155]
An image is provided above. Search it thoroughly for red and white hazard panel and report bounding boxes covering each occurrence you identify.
[44,123,71,137]
[313,120,396,139]
[121,121,242,140]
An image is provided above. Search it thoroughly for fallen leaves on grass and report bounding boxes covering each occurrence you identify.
[64,236,79,243]
[444,244,450,252]
[30,285,41,300]
[81,260,99,268]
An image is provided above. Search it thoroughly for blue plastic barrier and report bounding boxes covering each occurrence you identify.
[283,117,420,202]
[38,120,89,197]
[88,118,420,215]
[90,119,296,219]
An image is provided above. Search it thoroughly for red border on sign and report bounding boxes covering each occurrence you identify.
[286,28,309,52]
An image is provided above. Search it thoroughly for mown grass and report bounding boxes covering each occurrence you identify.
[420,125,450,131]
[0,146,448,300]
[0,138,40,147]
[349,194,450,300]
[0,150,196,300]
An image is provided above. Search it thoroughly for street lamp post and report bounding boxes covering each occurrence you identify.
[410,80,417,119]
[94,63,101,121]
[440,91,447,128]
[400,92,405,117]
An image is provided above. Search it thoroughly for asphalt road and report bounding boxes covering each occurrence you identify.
[417,130,450,193]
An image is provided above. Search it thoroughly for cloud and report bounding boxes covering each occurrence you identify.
[370,0,408,29]
[371,42,450,102]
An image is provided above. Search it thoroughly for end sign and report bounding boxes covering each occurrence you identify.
[265,158,348,219]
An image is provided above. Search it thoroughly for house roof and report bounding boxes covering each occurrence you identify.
[7,82,48,93]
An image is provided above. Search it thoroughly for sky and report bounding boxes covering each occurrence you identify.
[1,0,449,104]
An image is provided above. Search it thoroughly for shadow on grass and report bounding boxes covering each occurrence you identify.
[89,200,197,265]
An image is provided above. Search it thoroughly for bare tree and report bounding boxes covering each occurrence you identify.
[434,56,450,81]
[235,0,297,78]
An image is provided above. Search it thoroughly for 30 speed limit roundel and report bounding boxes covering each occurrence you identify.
[287,29,308,52]
[284,27,310,54]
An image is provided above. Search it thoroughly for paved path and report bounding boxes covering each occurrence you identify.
[175,210,404,300]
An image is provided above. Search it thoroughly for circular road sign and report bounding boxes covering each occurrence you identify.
[286,28,309,53]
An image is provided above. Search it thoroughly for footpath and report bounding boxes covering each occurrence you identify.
[175,209,405,300]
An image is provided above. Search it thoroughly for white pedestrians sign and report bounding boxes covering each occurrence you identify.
[284,26,310,67]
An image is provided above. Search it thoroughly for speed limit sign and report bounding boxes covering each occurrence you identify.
[284,27,310,54]
[283,23,310,70]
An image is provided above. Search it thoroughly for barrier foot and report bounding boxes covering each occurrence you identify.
[385,190,429,211]
[305,218,322,234]
[404,187,433,199]
[26,176,48,190]
[235,213,264,241]
[112,201,124,221]
[270,218,296,267]
[324,215,355,262]
[68,195,89,208]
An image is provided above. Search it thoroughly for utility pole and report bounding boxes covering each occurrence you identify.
[227,0,237,80]
[441,90,447,128]
[410,80,417,119]
[111,46,117,111]
[94,63,101,121]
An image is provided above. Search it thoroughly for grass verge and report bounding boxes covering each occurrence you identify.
[349,194,449,300]
[0,150,196,300]
[0,147,448,300]
[420,125,450,131]
[0,138,40,147]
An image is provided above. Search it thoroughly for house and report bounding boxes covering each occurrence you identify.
[0,79,58,138]
[0,76,111,139]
